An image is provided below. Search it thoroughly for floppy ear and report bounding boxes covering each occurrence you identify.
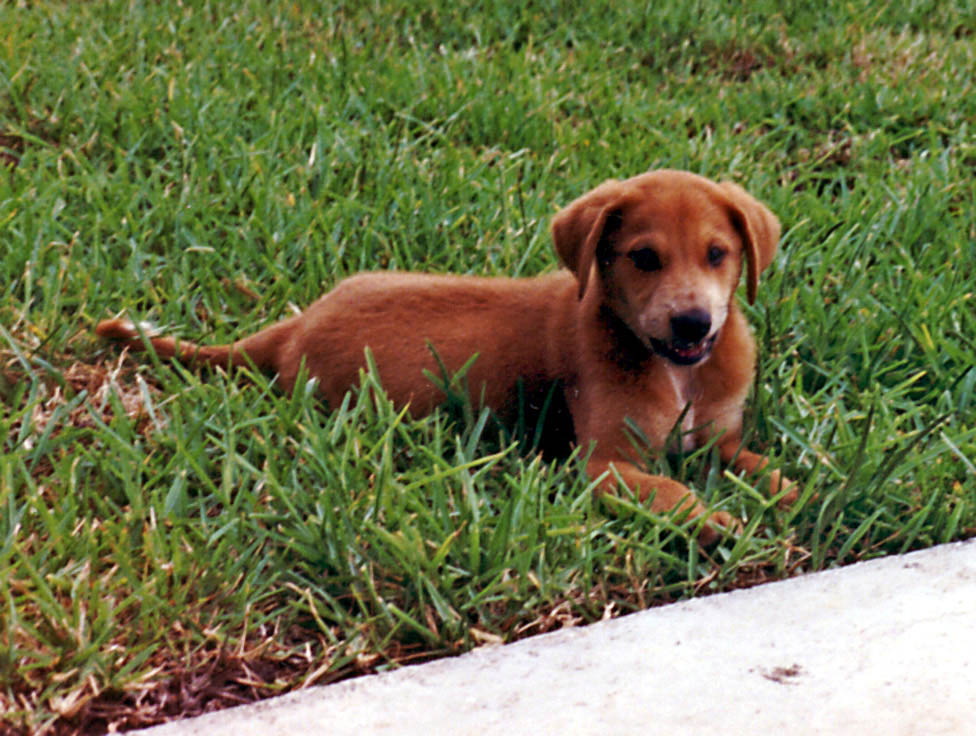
[720,182,781,305]
[551,180,625,299]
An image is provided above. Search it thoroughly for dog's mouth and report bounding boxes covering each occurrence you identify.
[649,334,717,366]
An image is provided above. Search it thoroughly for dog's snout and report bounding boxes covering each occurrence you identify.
[670,309,712,344]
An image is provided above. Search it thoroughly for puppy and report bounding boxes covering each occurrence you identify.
[97,170,795,543]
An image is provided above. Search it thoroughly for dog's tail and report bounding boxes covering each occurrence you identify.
[94,318,275,371]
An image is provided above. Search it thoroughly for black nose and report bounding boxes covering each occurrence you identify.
[670,309,712,344]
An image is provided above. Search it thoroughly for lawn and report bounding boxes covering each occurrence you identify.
[2,0,974,733]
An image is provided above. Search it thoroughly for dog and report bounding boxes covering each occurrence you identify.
[96,170,795,544]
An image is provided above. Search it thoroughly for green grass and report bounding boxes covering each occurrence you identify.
[2,0,975,732]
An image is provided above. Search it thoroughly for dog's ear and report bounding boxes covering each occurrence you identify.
[720,182,781,305]
[551,180,625,299]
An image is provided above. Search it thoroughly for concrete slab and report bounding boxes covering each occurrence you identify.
[134,539,976,736]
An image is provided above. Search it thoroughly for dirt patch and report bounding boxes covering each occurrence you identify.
[0,132,22,168]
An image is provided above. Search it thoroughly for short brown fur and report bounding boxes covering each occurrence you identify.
[96,170,795,543]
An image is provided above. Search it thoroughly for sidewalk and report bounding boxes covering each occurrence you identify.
[135,539,976,735]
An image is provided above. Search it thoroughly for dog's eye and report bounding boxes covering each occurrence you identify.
[629,248,662,272]
[707,245,727,267]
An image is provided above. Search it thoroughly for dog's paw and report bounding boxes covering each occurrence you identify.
[698,510,742,547]
[768,470,799,508]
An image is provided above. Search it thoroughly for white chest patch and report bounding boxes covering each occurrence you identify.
[664,365,698,451]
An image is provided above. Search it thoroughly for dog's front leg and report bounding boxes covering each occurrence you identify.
[718,438,797,507]
[587,456,737,546]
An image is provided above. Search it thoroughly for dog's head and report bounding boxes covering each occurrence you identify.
[551,170,780,366]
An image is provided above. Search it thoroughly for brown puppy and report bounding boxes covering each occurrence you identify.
[96,170,795,543]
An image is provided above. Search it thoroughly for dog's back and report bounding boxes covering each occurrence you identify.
[97,271,580,414]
